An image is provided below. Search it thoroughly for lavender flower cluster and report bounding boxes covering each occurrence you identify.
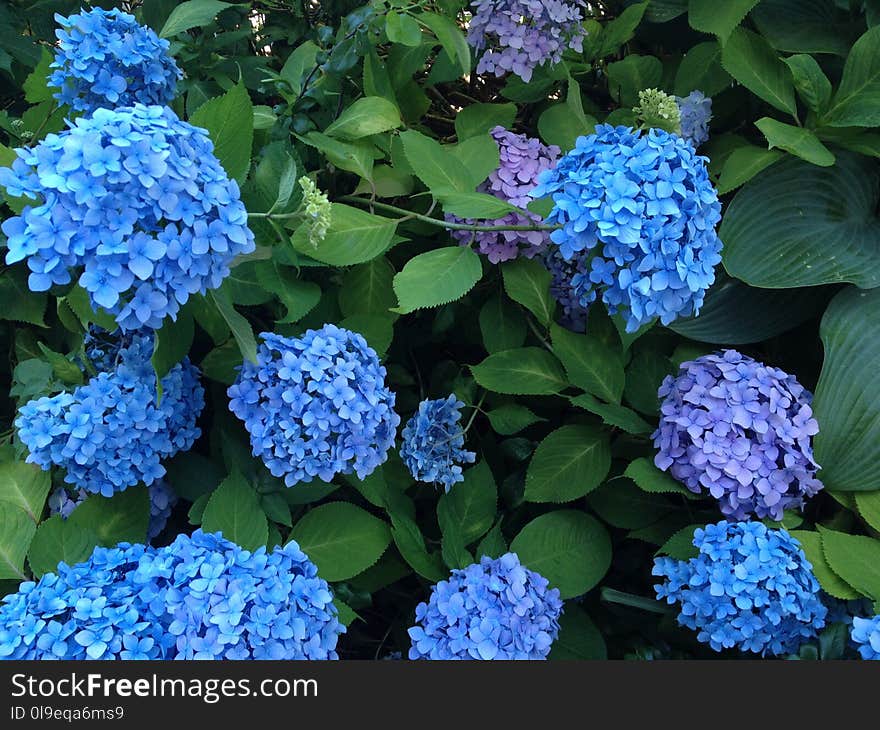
[653,350,822,521]
[409,553,563,660]
[0,531,343,660]
[446,127,559,263]
[0,104,255,330]
[653,521,827,656]
[399,395,476,492]
[16,331,203,497]
[467,0,586,82]
[677,91,712,148]
[542,245,590,332]
[531,125,723,332]
[49,7,182,114]
[48,480,178,541]
[228,326,400,488]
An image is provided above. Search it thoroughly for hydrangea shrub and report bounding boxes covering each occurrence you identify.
[0,0,879,663]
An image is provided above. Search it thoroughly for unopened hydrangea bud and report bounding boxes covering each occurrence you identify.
[633,88,681,134]
[299,175,331,247]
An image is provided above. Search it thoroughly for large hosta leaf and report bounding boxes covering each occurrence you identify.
[813,287,880,492]
[721,152,880,289]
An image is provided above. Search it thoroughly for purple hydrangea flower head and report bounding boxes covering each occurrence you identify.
[653,349,822,521]
[0,104,255,330]
[0,530,343,660]
[399,394,476,492]
[49,8,182,114]
[541,244,590,332]
[531,125,723,332]
[408,553,562,660]
[676,91,712,148]
[851,616,880,659]
[228,325,400,488]
[653,521,827,656]
[468,0,587,83]
[447,126,559,263]
[16,330,203,497]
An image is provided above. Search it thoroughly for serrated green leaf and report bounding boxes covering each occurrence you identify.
[606,55,663,107]
[570,393,653,435]
[418,12,470,76]
[325,96,402,140]
[292,203,398,266]
[190,83,253,183]
[471,348,567,395]
[501,258,555,326]
[818,526,880,600]
[0,266,46,327]
[393,247,482,313]
[783,54,833,114]
[549,604,607,660]
[27,516,96,579]
[68,488,150,547]
[791,529,859,600]
[721,27,797,117]
[438,462,497,545]
[0,461,50,523]
[624,457,696,498]
[486,404,546,435]
[160,0,234,37]
[208,288,257,364]
[822,26,880,127]
[674,41,731,98]
[151,311,194,382]
[525,425,611,503]
[551,324,625,402]
[688,0,759,42]
[755,117,834,167]
[339,258,397,317]
[201,472,269,551]
[0,507,36,580]
[454,103,517,141]
[479,294,527,353]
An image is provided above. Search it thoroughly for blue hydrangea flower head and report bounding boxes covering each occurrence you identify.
[0,530,344,660]
[541,244,590,332]
[0,104,255,330]
[408,553,563,659]
[677,91,712,147]
[468,0,586,83]
[228,325,400,488]
[49,8,182,113]
[48,479,177,541]
[653,521,827,656]
[399,394,476,492]
[531,124,723,332]
[16,330,203,497]
[851,615,880,659]
[447,126,559,263]
[653,349,822,521]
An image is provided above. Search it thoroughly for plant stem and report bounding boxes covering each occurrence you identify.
[601,588,672,615]
[462,392,487,435]
[338,195,559,232]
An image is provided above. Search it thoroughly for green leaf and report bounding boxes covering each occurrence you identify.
[389,509,446,581]
[68,488,150,547]
[589,480,674,530]
[448,134,500,189]
[418,12,470,76]
[511,510,611,599]
[751,0,854,57]
[392,247,482,313]
[791,530,859,600]
[280,41,319,95]
[23,49,54,103]
[439,192,520,219]
[0,266,46,327]
[160,0,233,37]
[721,27,797,117]
[64,285,119,333]
[261,492,292,527]
[27,516,96,579]
[783,54,833,114]
[551,324,625,402]
[570,393,653,435]
[200,340,241,384]
[549,604,607,660]
[597,1,649,56]
[252,105,276,130]
[0,507,36,579]
[292,203,398,266]
[399,130,475,194]
[325,96,402,140]
[289,502,391,582]
[386,11,423,46]
[755,117,834,167]
[537,102,595,152]
[37,343,81,386]
[339,258,397,317]
[476,520,508,560]
[164,451,224,503]
[524,425,611,503]
[0,461,50,523]
[501,258,556,327]
[855,491,880,534]
[201,472,269,551]
[818,526,880,600]
[624,457,695,498]
[151,311,194,383]
[715,145,785,195]
[471,348,568,395]
[688,0,759,42]
[606,55,663,107]
[254,142,298,213]
[208,289,257,364]
[822,27,880,128]
[486,404,546,435]
[259,262,321,324]
[455,103,517,141]
[479,295,527,353]
[340,314,394,357]
[298,132,377,181]
[674,41,731,98]
[438,462,497,545]
[625,350,674,416]
[813,288,880,492]
[721,152,880,289]
[190,83,253,183]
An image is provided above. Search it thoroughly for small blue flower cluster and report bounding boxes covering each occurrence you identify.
[408,553,563,660]
[0,530,344,660]
[531,125,723,332]
[653,521,827,656]
[0,104,255,330]
[48,480,177,541]
[653,350,822,521]
[542,245,590,332]
[16,331,203,497]
[399,395,476,492]
[677,91,712,148]
[49,7,182,114]
[851,616,880,659]
[228,326,400,487]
